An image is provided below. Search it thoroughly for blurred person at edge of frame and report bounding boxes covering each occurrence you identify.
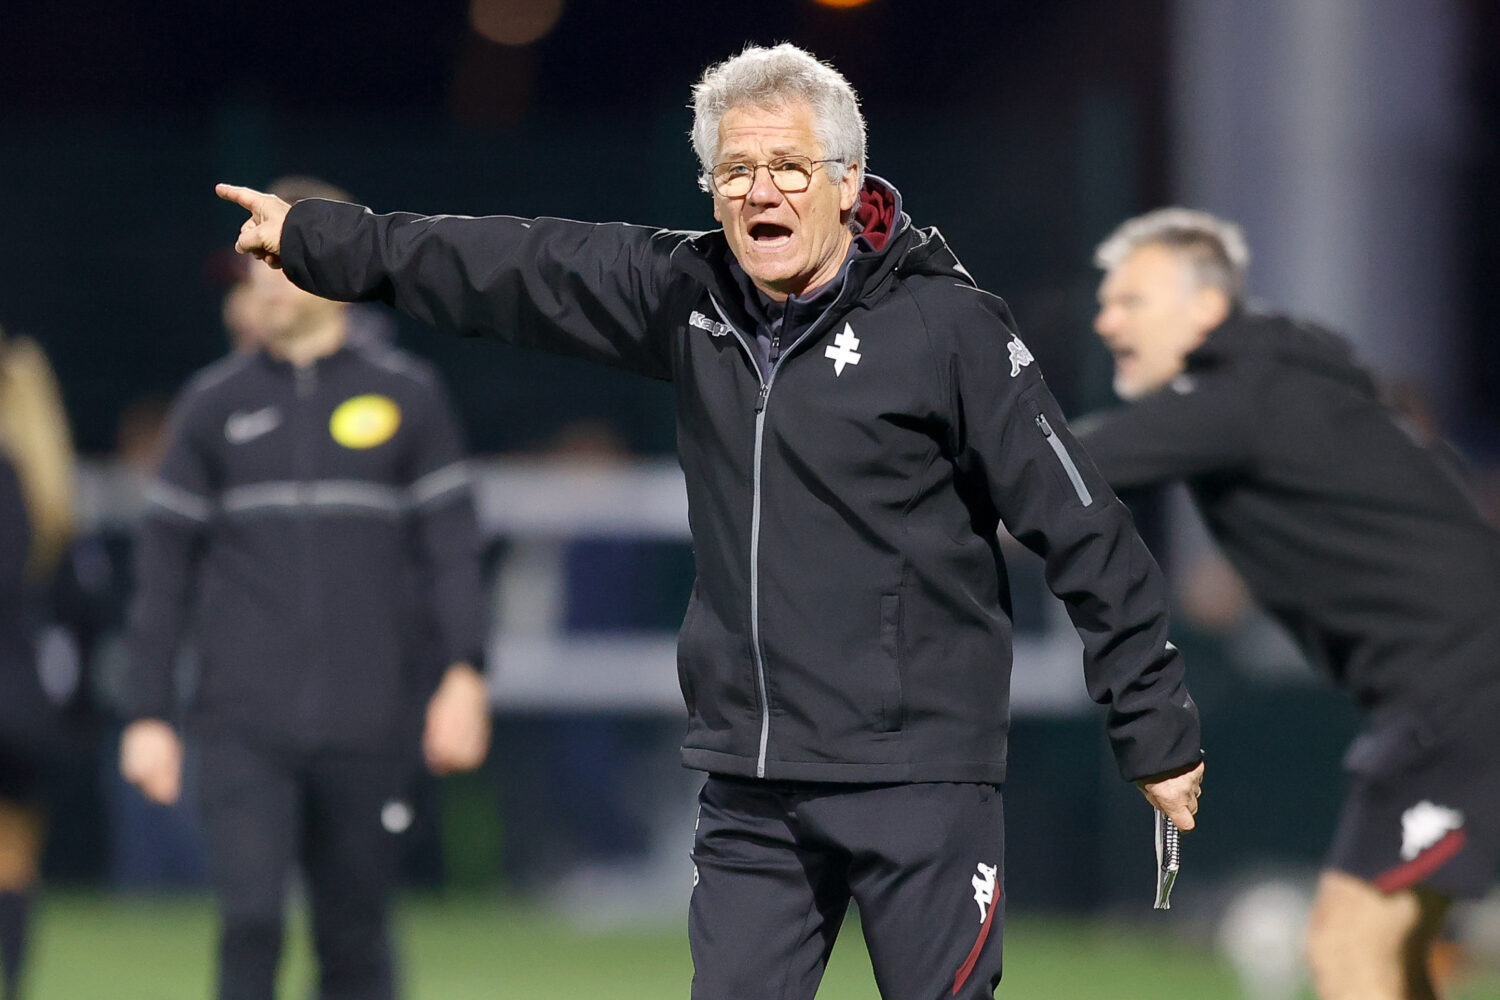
[1077,207,1500,1000]
[118,176,491,1000]
[0,328,77,1000]
[218,45,1204,1000]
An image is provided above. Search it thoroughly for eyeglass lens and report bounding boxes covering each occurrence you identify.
[713,158,816,197]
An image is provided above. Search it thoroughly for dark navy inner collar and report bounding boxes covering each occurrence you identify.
[731,233,867,330]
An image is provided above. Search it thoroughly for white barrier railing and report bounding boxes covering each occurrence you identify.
[77,457,1092,715]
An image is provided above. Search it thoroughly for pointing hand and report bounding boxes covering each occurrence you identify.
[216,183,292,269]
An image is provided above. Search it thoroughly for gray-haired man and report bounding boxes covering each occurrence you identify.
[1080,207,1500,1000]
[220,45,1202,999]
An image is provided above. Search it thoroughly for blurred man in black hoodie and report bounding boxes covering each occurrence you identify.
[1078,207,1500,1000]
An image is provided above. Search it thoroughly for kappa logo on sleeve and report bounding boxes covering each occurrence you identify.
[1007,336,1034,378]
[688,310,731,338]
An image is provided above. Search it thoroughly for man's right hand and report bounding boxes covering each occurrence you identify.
[1136,760,1204,832]
[216,184,292,269]
[119,718,184,805]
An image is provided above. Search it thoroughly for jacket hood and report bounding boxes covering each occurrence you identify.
[855,174,974,289]
[1187,309,1380,398]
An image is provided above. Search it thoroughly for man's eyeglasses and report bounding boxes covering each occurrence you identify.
[709,156,843,198]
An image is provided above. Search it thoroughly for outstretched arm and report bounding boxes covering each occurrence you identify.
[1072,373,1253,491]
[214,184,679,379]
[216,184,291,269]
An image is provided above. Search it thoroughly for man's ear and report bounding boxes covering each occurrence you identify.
[839,163,860,213]
[1191,285,1231,336]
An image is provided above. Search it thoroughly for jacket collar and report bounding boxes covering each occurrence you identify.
[678,174,918,332]
[673,174,980,348]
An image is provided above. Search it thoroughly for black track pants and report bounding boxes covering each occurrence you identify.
[689,777,1005,1000]
[195,734,404,1000]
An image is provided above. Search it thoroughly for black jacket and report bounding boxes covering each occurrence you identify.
[1076,311,1500,713]
[281,178,1200,783]
[124,340,485,752]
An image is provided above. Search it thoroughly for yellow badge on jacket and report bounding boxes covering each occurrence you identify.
[330,395,401,449]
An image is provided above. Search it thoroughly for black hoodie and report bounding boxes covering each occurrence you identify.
[1077,311,1500,714]
[281,177,1201,784]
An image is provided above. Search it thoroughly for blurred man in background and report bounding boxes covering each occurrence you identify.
[1078,207,1500,1000]
[119,176,491,1000]
[218,45,1203,1000]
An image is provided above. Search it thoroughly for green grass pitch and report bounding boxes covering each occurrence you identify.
[22,891,1500,998]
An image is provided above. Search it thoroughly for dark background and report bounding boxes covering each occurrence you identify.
[3,0,1180,455]
[4,0,1494,455]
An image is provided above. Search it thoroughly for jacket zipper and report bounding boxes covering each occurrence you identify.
[710,275,853,777]
[710,299,773,775]
[1035,413,1093,506]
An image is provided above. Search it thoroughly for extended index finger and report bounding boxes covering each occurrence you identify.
[215,182,268,213]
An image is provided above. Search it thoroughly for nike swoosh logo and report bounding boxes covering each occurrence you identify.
[224,407,282,444]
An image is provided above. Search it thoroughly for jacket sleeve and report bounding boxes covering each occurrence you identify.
[280,199,681,381]
[939,289,1201,782]
[122,389,214,722]
[1071,373,1254,490]
[402,369,487,697]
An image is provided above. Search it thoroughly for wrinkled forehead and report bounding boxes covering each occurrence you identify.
[716,99,823,159]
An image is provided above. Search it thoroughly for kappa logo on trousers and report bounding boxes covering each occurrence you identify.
[970,861,998,923]
[954,860,1001,994]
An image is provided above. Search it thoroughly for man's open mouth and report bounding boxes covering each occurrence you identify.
[750,222,793,243]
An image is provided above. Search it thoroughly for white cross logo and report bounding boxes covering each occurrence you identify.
[825,323,862,376]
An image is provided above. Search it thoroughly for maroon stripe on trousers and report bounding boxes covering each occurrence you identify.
[1373,829,1468,893]
[952,888,1000,995]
